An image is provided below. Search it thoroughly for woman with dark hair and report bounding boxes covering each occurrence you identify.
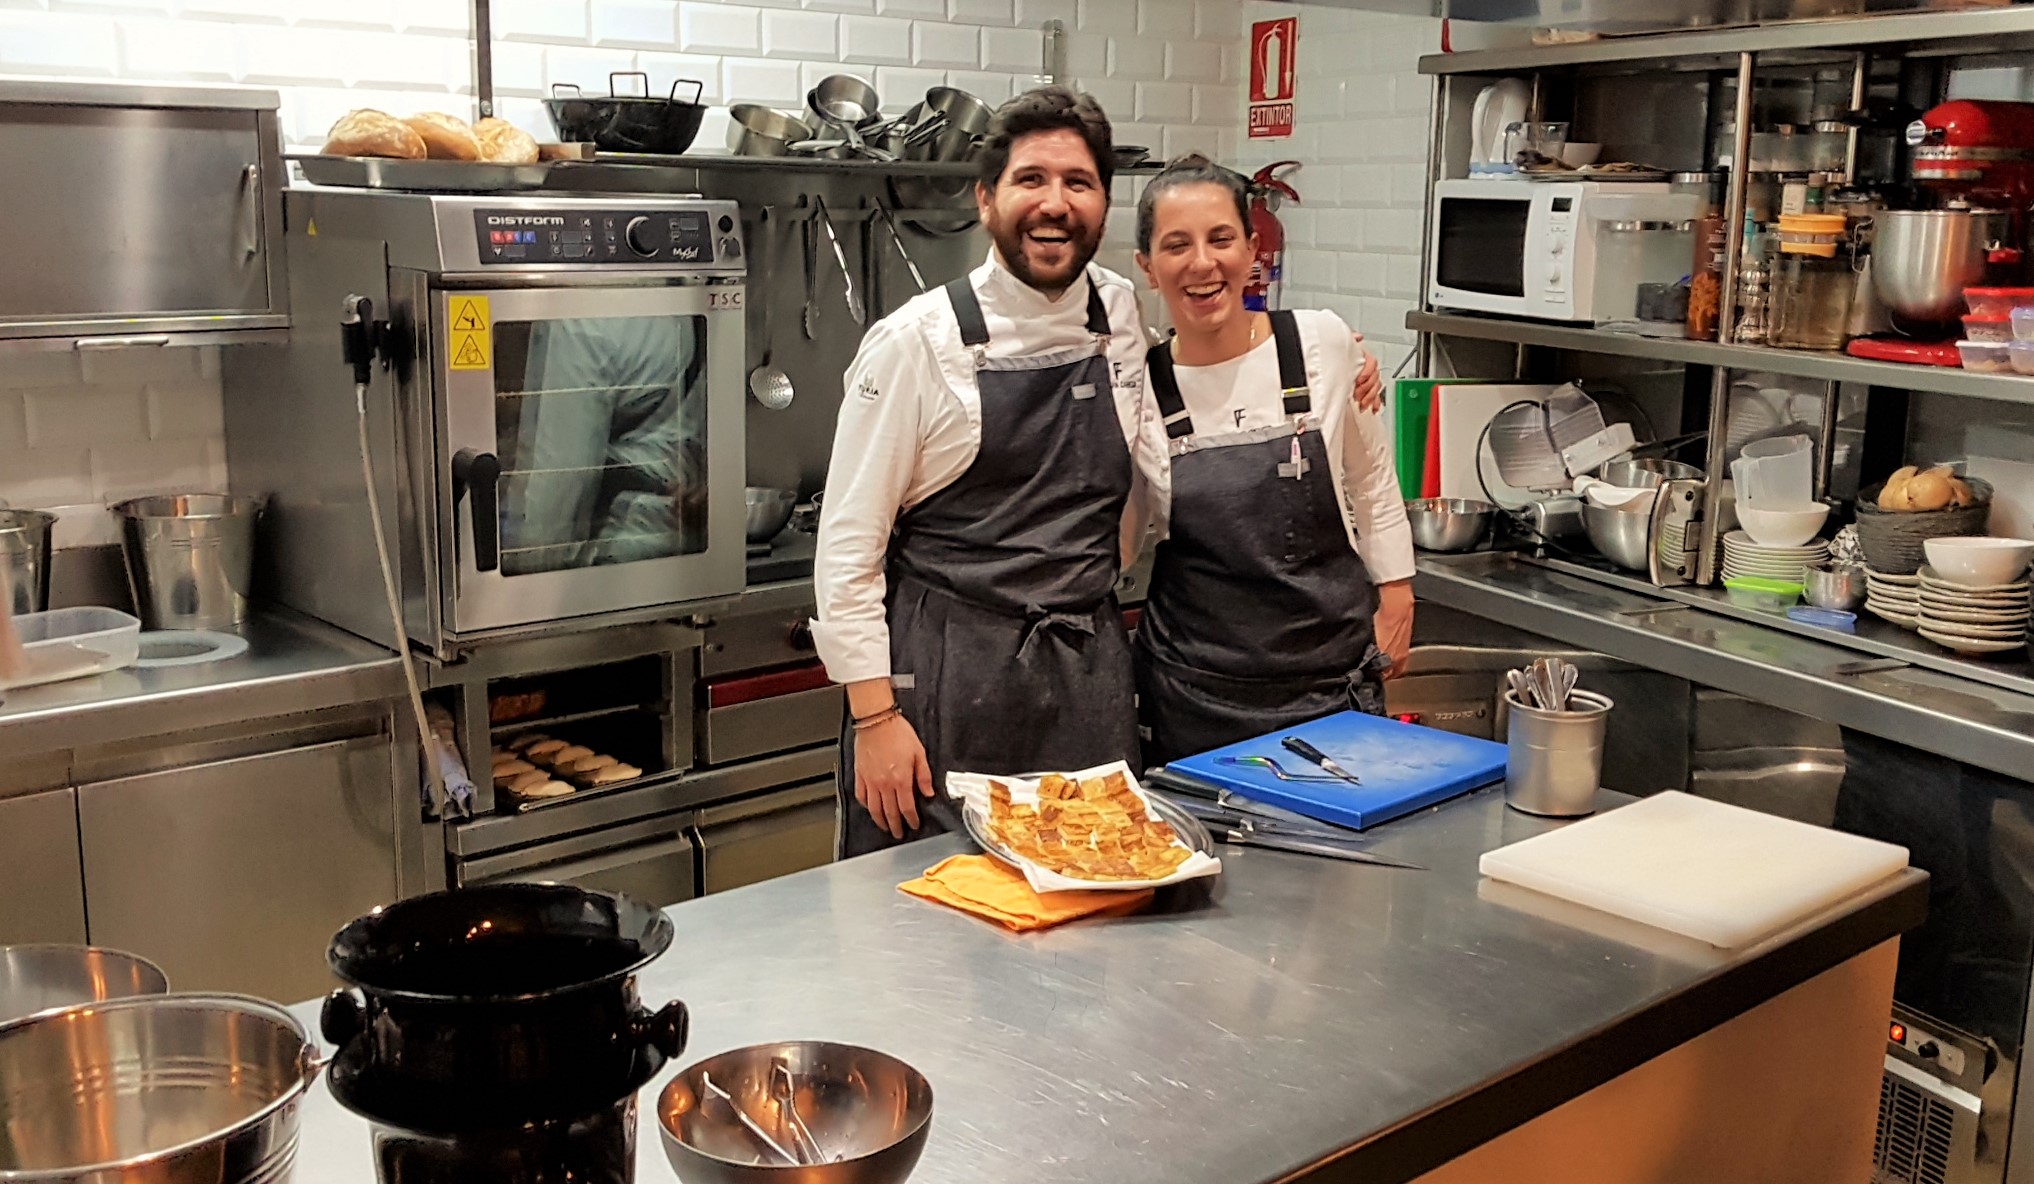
[1131,155,1415,767]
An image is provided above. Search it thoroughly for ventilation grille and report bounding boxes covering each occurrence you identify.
[1873,1070,1959,1184]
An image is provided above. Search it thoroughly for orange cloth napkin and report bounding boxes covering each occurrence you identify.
[899,854,1154,932]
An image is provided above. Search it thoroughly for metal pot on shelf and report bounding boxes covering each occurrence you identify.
[1870,209,1992,325]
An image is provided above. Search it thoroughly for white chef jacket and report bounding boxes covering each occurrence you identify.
[1160,309,1415,584]
[812,254,1171,686]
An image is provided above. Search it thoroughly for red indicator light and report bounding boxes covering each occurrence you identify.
[1395,713,1422,724]
[1890,1022,1907,1044]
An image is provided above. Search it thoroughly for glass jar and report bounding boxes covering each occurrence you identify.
[1686,174,1726,341]
[1769,215,1856,351]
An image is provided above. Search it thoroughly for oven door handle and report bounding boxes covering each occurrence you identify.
[452,449,502,572]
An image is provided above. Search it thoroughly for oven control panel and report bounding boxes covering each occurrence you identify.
[472,205,743,266]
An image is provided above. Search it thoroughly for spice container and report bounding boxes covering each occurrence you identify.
[1686,174,1725,341]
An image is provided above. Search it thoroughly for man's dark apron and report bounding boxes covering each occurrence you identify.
[1134,311,1387,770]
[836,276,1139,857]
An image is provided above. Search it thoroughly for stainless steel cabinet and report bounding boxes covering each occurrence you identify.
[696,781,837,896]
[0,789,86,945]
[463,814,699,910]
[78,737,399,1002]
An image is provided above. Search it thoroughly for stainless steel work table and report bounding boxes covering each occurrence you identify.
[0,609,402,761]
[289,784,1927,1184]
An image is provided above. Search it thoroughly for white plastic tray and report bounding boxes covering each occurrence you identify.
[2,607,142,691]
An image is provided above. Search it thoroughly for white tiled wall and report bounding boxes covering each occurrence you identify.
[1234,2,1438,380]
[0,0,1244,542]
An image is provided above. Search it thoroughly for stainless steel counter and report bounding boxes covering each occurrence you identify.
[0,610,403,762]
[1416,552,2034,781]
[289,785,1926,1184]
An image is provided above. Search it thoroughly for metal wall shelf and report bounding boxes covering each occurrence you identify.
[1411,310,2034,403]
[1419,5,2034,75]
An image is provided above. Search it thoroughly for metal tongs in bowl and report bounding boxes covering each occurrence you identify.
[1508,657,1579,712]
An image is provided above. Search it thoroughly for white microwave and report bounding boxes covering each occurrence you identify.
[1426,178,1700,324]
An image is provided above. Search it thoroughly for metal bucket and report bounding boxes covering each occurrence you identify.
[0,945,168,1027]
[0,509,55,616]
[1503,688,1612,817]
[112,494,258,630]
[0,993,319,1184]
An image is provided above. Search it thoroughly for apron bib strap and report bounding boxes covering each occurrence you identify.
[945,277,991,347]
[1269,309,1310,416]
[1082,277,1111,337]
[1146,341,1193,440]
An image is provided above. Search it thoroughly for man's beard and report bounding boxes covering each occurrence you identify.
[986,209,1102,294]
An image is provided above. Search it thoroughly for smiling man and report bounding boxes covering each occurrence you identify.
[812,86,1169,856]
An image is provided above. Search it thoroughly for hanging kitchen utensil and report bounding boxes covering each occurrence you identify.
[802,210,820,341]
[748,211,794,410]
[874,201,929,294]
[814,196,866,326]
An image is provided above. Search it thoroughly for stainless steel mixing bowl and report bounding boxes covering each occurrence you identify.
[659,1041,933,1184]
[0,945,168,1027]
[1872,209,1989,324]
[0,993,319,1184]
[1583,502,1654,572]
[746,488,798,544]
[1597,458,1703,488]
[1405,498,1495,553]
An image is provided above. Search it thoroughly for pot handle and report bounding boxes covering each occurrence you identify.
[634,999,690,1060]
[321,989,366,1049]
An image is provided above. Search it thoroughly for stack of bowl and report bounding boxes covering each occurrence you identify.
[1914,538,2034,656]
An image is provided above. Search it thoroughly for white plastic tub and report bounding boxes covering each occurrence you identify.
[2,607,142,690]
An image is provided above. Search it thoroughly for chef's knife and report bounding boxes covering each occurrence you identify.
[1144,772,1346,833]
[1280,736,1362,785]
[1218,828,1423,870]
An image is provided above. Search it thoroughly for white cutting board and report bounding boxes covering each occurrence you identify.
[1479,792,1909,948]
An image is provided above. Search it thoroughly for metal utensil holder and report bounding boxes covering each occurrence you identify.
[1503,688,1612,817]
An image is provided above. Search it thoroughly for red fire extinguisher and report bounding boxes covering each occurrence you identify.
[1245,161,1300,312]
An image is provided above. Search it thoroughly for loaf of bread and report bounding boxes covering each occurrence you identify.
[323,109,425,159]
[475,117,540,164]
[404,112,482,161]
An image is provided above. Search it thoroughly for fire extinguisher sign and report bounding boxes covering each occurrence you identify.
[1248,17,1297,140]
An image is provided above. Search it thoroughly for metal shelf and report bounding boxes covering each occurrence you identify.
[1419,6,2034,75]
[1410,310,2034,404]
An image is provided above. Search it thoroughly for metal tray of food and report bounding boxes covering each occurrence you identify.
[962,782,1214,870]
[290,154,556,192]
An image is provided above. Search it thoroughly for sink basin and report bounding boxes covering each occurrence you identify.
[134,630,249,668]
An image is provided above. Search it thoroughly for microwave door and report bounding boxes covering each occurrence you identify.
[438,283,745,636]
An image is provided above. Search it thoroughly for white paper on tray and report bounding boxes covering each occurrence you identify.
[946,760,1223,894]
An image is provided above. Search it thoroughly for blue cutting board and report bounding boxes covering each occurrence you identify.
[1167,712,1507,831]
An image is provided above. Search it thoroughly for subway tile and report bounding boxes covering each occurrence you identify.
[948,0,1014,24]
[639,50,725,103]
[1336,251,1386,298]
[910,19,976,69]
[841,14,911,64]
[1165,39,1220,83]
[1315,208,1363,250]
[1344,73,1391,115]
[1218,40,1242,84]
[1158,120,1219,161]
[1015,0,1075,25]
[947,69,1018,104]
[1392,73,1432,116]
[0,453,95,514]
[1078,76,1132,124]
[979,24,1039,73]
[1134,80,1191,124]
[720,56,803,107]
[492,0,589,41]
[292,0,398,29]
[1188,83,1226,124]
[1384,253,1423,300]
[1364,207,1424,254]
[490,96,553,140]
[874,0,944,16]
[349,31,479,92]
[1074,0,1133,35]
[175,0,292,19]
[236,26,346,86]
[144,382,226,443]
[0,11,118,72]
[1107,35,1163,81]
[872,64,945,107]
[1361,295,1412,339]
[1390,161,1428,207]
[1340,162,1392,207]
[0,352,83,390]
[491,39,549,97]
[761,8,836,58]
[1062,30,1104,79]
[77,346,195,390]
[591,0,678,47]
[1136,0,1190,36]
[45,502,120,550]
[50,0,176,13]
[0,392,25,452]
[25,388,150,451]
[805,0,877,12]
[679,3,760,53]
[397,0,473,34]
[1193,0,1232,40]
[90,438,217,504]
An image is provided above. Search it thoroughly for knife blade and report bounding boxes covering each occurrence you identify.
[1218,828,1424,869]
[1280,736,1362,785]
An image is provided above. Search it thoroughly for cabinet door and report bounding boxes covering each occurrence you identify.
[696,780,837,896]
[79,737,398,1002]
[0,789,86,945]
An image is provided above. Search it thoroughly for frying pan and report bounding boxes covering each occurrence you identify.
[546,72,708,155]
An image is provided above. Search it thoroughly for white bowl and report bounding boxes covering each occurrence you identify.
[1923,537,2034,587]
[1735,503,1831,548]
[1558,142,1603,168]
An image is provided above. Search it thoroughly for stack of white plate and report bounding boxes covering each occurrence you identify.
[1657,519,1722,571]
[1720,531,1829,583]
[1864,568,1921,630]
[1916,567,2031,656]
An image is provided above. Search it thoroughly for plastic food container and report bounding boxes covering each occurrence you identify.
[1958,340,2014,373]
[1724,577,1804,613]
[2,606,142,690]
[1964,315,2013,343]
[1786,605,1858,633]
[2010,340,2034,375]
[2014,306,2034,342]
[1966,287,2034,318]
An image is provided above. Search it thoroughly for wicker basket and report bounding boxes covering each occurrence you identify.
[1853,477,1993,575]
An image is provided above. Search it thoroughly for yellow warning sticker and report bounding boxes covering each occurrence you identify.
[448,296,491,371]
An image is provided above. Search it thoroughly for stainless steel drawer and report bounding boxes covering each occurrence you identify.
[703,680,843,764]
[0,789,85,945]
[695,780,837,896]
[700,600,819,677]
[462,814,699,910]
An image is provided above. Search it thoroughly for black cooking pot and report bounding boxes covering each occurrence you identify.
[321,883,687,1123]
[545,71,707,155]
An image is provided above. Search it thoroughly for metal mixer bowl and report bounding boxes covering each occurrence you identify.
[746,488,798,544]
[0,945,167,1028]
[1872,209,1989,324]
[659,1041,933,1184]
[0,993,319,1184]
[1405,498,1495,553]
[1583,502,1655,572]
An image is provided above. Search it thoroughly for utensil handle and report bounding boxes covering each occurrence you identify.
[320,988,365,1048]
[633,998,690,1060]
[1281,736,1332,766]
[610,70,651,98]
[667,77,705,105]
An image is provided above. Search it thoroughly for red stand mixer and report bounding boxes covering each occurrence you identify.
[1847,99,2034,366]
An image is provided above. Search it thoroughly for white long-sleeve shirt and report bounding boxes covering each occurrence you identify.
[811,254,1170,686]
[1159,309,1414,584]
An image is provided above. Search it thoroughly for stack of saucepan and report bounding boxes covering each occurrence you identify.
[726,75,994,165]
